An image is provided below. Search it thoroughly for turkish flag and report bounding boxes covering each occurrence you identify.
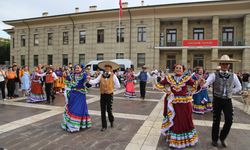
[119,0,122,17]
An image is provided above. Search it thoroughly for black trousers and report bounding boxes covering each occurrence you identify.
[212,96,233,142]
[0,81,5,99]
[45,83,54,102]
[7,79,15,97]
[139,81,147,99]
[100,93,114,128]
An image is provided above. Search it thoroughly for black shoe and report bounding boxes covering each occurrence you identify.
[220,140,228,147]
[212,141,218,147]
[111,122,114,128]
[100,128,107,132]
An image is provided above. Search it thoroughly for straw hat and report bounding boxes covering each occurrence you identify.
[98,60,119,70]
[142,65,147,69]
[211,55,241,63]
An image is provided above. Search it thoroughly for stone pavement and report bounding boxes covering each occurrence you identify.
[0,84,250,150]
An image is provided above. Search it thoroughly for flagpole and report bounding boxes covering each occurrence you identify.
[119,0,122,54]
[119,12,121,53]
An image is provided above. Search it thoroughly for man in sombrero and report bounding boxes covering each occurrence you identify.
[200,55,242,147]
[88,61,121,131]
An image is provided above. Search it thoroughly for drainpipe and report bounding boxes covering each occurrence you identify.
[68,16,75,64]
[153,8,156,68]
[23,21,30,67]
[128,9,132,60]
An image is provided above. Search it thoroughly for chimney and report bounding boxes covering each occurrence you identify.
[89,5,97,11]
[122,2,128,8]
[42,12,48,17]
[75,7,79,13]
[141,0,144,6]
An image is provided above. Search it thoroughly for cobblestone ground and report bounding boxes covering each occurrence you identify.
[0,85,249,150]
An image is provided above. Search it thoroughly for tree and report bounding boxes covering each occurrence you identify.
[0,39,10,64]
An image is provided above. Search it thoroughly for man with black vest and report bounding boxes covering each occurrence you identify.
[201,55,242,147]
[88,61,121,131]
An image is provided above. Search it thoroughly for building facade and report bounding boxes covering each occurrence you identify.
[3,0,250,72]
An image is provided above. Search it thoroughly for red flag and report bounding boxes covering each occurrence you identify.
[119,0,122,17]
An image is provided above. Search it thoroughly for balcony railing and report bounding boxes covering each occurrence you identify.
[159,39,245,47]
[220,39,245,46]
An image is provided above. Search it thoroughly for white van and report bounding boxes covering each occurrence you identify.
[86,59,134,77]
[85,60,102,77]
[110,59,134,74]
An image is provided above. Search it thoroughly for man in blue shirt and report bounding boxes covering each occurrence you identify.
[135,65,151,100]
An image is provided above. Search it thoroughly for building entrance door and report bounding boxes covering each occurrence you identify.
[167,55,176,72]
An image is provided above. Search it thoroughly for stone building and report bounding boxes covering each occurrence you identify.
[3,0,250,72]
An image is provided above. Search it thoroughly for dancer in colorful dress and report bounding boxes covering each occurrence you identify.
[156,64,198,149]
[28,67,46,102]
[124,68,136,98]
[192,67,212,114]
[61,64,92,132]
[20,65,30,97]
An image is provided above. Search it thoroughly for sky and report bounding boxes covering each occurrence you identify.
[0,0,216,39]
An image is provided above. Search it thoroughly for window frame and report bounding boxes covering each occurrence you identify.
[48,33,53,46]
[193,54,204,68]
[116,53,124,59]
[79,30,86,44]
[62,54,68,66]
[97,29,104,43]
[116,28,125,43]
[21,35,26,47]
[137,27,146,42]
[33,55,39,67]
[193,28,204,40]
[79,54,85,64]
[96,53,104,60]
[137,53,146,67]
[34,34,39,46]
[21,55,25,66]
[63,32,69,45]
[47,55,53,65]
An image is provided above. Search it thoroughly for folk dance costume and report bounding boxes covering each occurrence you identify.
[124,71,136,98]
[89,61,121,131]
[203,55,242,147]
[28,70,46,102]
[157,71,198,149]
[192,72,212,114]
[61,65,92,132]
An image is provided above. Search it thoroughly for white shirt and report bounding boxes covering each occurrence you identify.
[203,72,242,95]
[89,74,121,89]
[36,72,58,81]
[0,70,5,82]
[134,71,151,79]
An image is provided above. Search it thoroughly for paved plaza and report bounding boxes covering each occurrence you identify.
[0,84,250,150]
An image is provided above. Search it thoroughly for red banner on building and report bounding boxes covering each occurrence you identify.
[182,40,218,46]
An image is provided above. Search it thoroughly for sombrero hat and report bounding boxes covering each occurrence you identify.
[98,60,119,70]
[211,55,241,63]
[142,65,148,69]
